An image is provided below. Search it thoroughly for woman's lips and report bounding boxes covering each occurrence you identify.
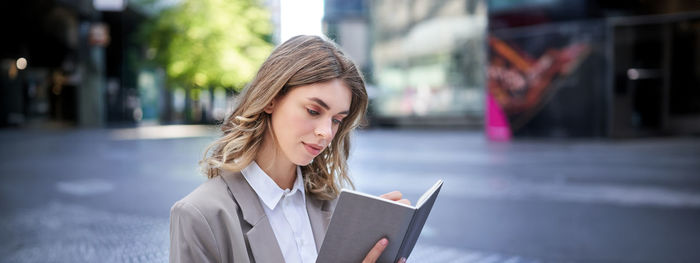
[303,142,322,156]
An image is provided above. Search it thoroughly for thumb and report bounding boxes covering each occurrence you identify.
[362,238,388,263]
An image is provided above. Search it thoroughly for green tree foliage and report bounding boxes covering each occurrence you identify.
[138,0,273,91]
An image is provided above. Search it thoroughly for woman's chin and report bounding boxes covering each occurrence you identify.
[292,157,314,166]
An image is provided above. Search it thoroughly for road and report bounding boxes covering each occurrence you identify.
[1,126,699,262]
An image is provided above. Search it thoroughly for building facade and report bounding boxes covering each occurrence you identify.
[487,0,700,138]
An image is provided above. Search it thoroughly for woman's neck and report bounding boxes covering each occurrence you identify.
[255,131,297,190]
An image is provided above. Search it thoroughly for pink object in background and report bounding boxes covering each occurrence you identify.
[486,93,512,141]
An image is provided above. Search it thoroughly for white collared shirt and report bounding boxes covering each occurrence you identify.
[241,161,318,263]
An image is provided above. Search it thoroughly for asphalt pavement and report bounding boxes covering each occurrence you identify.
[1,126,699,263]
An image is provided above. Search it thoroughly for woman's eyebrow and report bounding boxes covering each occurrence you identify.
[308,97,349,114]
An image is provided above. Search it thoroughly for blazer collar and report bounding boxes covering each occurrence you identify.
[220,169,335,260]
[221,169,284,263]
[221,169,266,225]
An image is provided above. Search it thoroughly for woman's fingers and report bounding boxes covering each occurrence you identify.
[380,191,402,201]
[380,191,412,206]
[362,238,388,263]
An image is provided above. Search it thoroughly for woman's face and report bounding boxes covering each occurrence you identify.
[265,79,352,166]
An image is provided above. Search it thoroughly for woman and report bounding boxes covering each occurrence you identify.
[170,35,409,263]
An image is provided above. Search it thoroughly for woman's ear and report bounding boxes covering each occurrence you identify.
[264,99,276,114]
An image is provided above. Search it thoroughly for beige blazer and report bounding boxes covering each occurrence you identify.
[169,169,336,263]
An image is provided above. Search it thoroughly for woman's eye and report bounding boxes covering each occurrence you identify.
[307,109,319,115]
[332,119,343,125]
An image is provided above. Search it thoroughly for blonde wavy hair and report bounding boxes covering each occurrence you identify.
[200,35,368,200]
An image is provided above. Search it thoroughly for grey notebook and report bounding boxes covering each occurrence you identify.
[317,180,443,263]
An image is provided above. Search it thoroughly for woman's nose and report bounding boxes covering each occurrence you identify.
[315,119,332,139]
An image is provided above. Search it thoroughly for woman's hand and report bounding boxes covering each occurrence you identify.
[362,238,406,263]
[380,190,411,206]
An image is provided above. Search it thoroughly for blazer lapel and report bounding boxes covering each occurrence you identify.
[246,221,282,263]
[221,170,285,263]
[306,194,334,252]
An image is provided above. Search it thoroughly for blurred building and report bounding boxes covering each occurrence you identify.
[0,0,155,128]
[327,0,700,137]
[487,0,700,137]
[365,0,488,127]
[323,0,371,77]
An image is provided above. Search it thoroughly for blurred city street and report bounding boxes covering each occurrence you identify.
[1,126,699,263]
[3,0,700,262]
